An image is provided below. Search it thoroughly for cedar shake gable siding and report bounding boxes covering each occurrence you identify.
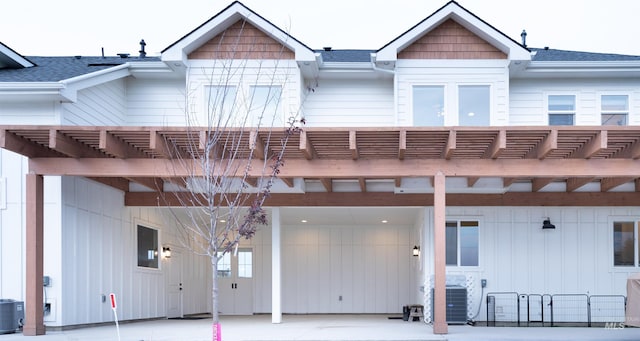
[398,19,506,59]
[188,20,295,60]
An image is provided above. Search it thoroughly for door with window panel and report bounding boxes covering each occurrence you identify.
[217,247,254,315]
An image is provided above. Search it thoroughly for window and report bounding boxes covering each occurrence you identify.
[613,221,639,267]
[446,220,479,266]
[217,252,232,277]
[205,86,238,126]
[248,86,283,127]
[458,85,490,126]
[601,95,628,126]
[137,225,159,269]
[413,86,445,126]
[238,249,253,278]
[548,95,575,125]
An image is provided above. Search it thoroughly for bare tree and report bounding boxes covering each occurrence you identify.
[158,19,307,340]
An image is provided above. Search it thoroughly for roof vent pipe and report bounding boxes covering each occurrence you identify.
[139,39,146,58]
[323,47,332,51]
[520,30,527,48]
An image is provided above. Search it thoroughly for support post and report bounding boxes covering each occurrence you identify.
[24,173,45,335]
[271,207,282,323]
[433,171,448,334]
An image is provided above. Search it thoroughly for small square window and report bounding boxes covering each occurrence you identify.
[548,95,575,126]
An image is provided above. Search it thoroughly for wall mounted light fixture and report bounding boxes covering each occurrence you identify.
[163,246,172,258]
[412,245,420,257]
[542,218,556,229]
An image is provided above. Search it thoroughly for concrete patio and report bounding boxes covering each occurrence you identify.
[0,315,638,341]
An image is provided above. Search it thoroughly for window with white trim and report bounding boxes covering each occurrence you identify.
[548,95,575,125]
[204,85,238,126]
[613,221,639,267]
[601,95,628,126]
[446,220,479,266]
[458,85,490,126]
[137,225,159,269]
[248,85,283,127]
[413,85,445,126]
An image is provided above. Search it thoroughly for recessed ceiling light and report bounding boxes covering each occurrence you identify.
[220,219,226,223]
[301,219,308,223]
[381,220,388,223]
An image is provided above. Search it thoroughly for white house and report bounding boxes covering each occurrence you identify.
[1,0,640,336]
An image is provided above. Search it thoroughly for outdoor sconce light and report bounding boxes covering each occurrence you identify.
[412,245,420,257]
[542,218,556,229]
[163,247,172,258]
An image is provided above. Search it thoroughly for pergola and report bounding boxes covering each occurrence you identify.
[2,125,640,335]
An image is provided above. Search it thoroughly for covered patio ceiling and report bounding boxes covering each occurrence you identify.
[2,125,640,207]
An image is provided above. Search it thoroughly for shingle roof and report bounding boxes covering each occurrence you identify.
[317,50,373,63]
[530,48,640,62]
[0,56,160,82]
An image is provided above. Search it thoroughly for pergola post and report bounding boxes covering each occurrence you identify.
[24,172,45,336]
[271,207,282,323]
[432,171,448,334]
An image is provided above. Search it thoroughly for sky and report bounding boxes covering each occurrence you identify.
[2,0,640,57]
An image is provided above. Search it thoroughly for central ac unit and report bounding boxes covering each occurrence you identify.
[432,286,468,324]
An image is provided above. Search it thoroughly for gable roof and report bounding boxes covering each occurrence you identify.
[161,1,316,67]
[0,56,158,82]
[375,1,530,66]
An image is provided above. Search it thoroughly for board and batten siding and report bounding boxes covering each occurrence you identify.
[396,59,510,126]
[509,78,640,125]
[302,79,395,127]
[421,206,640,322]
[58,176,210,326]
[0,150,29,301]
[280,224,417,314]
[62,79,126,126]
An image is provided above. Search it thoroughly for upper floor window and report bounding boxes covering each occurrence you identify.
[205,85,238,126]
[459,85,490,126]
[548,95,575,125]
[249,85,283,127]
[601,95,628,126]
[413,86,445,126]
[613,221,639,267]
[446,220,479,267]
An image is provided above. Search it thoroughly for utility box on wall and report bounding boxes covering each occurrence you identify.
[0,299,24,334]
[432,286,468,324]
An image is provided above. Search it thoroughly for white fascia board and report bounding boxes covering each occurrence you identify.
[519,61,640,78]
[376,3,530,63]
[161,2,315,65]
[0,82,69,101]
[0,43,35,68]
[59,64,131,102]
[527,61,640,70]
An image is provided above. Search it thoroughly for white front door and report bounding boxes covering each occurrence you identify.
[217,247,254,315]
[166,250,183,318]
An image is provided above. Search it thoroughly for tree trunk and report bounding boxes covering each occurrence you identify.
[212,254,220,341]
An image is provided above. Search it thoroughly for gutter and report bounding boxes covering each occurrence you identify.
[370,53,395,75]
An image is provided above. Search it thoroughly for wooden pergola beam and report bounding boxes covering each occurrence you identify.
[29,158,640,178]
[534,129,557,159]
[467,177,480,187]
[398,130,406,160]
[280,177,295,188]
[0,129,53,158]
[503,177,518,187]
[88,177,130,192]
[250,130,267,160]
[125,191,640,207]
[349,130,358,160]
[99,130,145,158]
[574,130,607,159]
[566,177,596,192]
[320,178,333,192]
[126,177,164,191]
[299,130,316,160]
[358,177,366,192]
[532,178,555,192]
[49,129,103,158]
[483,129,506,159]
[444,130,456,159]
[601,177,635,192]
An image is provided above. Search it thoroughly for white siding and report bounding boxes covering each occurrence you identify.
[57,177,210,326]
[302,79,395,127]
[420,206,640,322]
[279,224,416,314]
[509,78,640,125]
[62,79,126,125]
[396,59,510,126]
[126,78,187,126]
[0,101,60,124]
